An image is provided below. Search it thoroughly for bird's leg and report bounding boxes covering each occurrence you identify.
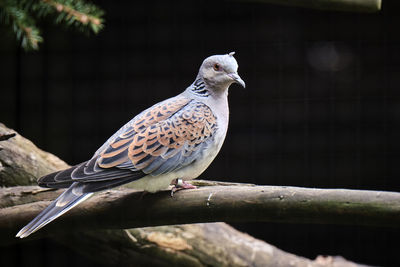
[170,178,197,196]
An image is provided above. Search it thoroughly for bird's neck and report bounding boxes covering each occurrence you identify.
[184,77,229,126]
[188,77,229,99]
[189,78,210,97]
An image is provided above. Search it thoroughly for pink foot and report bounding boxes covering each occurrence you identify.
[171,178,197,196]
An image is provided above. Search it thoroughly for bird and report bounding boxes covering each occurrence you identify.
[16,52,245,238]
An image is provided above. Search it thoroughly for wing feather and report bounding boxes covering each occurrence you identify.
[39,95,217,188]
[97,98,217,176]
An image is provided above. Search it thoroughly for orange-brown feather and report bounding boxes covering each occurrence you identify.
[98,96,217,173]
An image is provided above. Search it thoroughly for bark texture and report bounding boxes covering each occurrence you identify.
[53,224,368,267]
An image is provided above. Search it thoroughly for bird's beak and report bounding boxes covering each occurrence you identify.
[229,73,246,88]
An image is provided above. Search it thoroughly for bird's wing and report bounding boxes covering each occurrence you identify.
[97,96,218,176]
[39,95,217,188]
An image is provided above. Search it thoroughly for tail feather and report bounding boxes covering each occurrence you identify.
[16,183,92,238]
[38,163,84,188]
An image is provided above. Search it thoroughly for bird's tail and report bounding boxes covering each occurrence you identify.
[16,183,92,238]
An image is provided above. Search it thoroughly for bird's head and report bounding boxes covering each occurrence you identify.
[198,52,245,92]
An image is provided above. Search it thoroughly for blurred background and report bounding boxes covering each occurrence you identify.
[1,0,399,266]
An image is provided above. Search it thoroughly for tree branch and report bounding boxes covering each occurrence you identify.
[41,0,103,33]
[1,181,399,246]
[0,185,369,266]
[51,223,368,267]
[0,0,104,50]
[0,122,378,266]
[247,0,382,13]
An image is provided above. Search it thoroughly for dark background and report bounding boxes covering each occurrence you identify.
[1,0,400,266]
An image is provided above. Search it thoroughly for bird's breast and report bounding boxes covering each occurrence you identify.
[175,109,228,180]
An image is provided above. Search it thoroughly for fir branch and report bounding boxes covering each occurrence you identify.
[0,0,104,51]
[39,0,104,33]
[0,2,42,50]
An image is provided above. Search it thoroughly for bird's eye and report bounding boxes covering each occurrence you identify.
[213,63,221,71]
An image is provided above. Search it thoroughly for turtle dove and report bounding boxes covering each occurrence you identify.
[16,52,245,238]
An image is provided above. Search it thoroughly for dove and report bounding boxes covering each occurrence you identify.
[16,52,245,238]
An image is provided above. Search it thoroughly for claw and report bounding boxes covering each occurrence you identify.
[170,178,197,196]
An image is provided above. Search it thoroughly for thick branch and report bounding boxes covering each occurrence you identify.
[52,223,367,267]
[0,123,373,265]
[248,0,381,13]
[0,186,368,267]
[1,181,399,245]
